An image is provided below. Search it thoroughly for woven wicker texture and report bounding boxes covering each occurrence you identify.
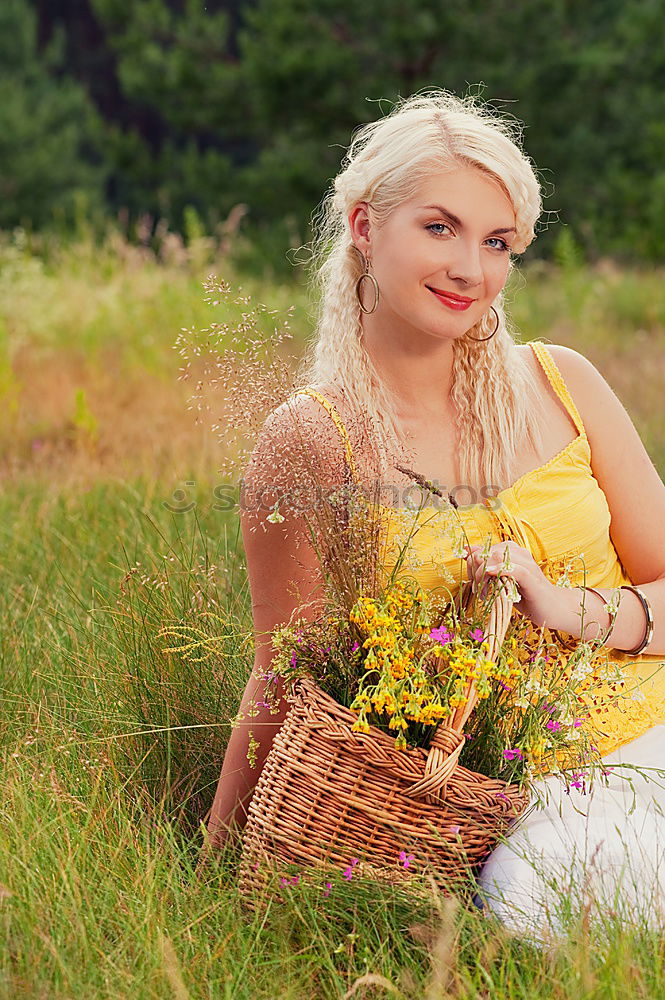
[238,584,528,903]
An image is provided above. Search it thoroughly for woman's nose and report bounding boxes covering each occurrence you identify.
[446,240,483,287]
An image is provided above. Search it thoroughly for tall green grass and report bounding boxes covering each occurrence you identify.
[2,231,665,997]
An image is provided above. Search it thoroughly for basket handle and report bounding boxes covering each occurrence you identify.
[404,582,514,804]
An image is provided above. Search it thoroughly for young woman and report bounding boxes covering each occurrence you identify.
[206,91,665,937]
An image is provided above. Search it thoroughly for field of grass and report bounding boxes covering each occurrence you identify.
[3,227,665,998]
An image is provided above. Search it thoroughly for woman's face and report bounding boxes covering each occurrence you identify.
[351,166,516,340]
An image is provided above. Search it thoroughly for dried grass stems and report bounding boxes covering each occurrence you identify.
[176,275,445,621]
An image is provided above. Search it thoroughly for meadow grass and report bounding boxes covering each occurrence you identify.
[2,229,665,997]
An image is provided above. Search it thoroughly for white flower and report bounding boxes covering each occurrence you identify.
[500,547,514,572]
[266,507,285,523]
[451,536,467,560]
[605,589,621,615]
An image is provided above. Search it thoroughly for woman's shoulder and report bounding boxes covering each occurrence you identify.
[518,340,596,384]
[542,343,621,432]
[261,383,349,450]
[247,386,350,490]
[517,341,601,416]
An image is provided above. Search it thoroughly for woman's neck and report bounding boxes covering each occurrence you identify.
[360,313,455,418]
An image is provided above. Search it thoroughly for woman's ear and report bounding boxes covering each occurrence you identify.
[348,202,372,258]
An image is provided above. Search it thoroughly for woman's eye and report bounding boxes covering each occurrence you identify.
[426,222,450,236]
[487,237,510,252]
[426,224,510,253]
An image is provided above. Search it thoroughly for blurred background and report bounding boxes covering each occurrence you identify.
[2,0,665,488]
[4,0,665,265]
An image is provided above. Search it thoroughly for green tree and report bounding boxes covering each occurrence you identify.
[91,0,245,227]
[0,0,107,231]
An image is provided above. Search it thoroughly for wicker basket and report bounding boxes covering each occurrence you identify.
[238,583,528,903]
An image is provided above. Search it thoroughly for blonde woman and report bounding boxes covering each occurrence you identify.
[206,90,665,938]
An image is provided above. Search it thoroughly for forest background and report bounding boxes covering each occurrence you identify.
[4,0,665,270]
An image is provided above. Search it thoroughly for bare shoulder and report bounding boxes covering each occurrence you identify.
[243,389,348,504]
[518,341,610,428]
[512,342,665,583]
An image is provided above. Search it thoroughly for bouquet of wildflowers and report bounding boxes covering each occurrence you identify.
[265,472,636,795]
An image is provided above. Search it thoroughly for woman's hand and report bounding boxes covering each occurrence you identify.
[464,540,559,629]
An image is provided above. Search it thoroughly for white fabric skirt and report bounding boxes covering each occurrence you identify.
[476,725,665,941]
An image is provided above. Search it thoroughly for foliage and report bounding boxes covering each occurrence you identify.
[1,0,662,269]
[0,0,107,231]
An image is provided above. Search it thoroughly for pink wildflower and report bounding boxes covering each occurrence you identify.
[449,825,461,835]
[322,882,332,898]
[350,641,360,653]
[289,650,297,669]
[342,858,359,880]
[573,718,585,727]
[279,874,300,887]
[469,627,484,642]
[398,850,414,869]
[503,748,524,761]
[429,626,453,645]
[495,792,510,803]
[546,719,562,731]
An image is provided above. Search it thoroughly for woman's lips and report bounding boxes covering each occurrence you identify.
[427,287,475,311]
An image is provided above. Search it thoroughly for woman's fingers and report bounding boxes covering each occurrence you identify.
[466,547,522,602]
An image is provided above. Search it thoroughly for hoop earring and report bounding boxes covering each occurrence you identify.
[465,305,500,342]
[355,256,379,314]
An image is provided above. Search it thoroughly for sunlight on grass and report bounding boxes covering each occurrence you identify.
[2,230,665,996]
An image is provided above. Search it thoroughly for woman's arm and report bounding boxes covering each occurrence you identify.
[204,662,290,850]
[203,396,345,851]
[466,345,665,655]
[544,345,665,654]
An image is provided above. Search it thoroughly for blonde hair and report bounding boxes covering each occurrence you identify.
[297,89,547,496]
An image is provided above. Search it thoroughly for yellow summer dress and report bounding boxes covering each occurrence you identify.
[294,340,665,760]
[296,342,665,938]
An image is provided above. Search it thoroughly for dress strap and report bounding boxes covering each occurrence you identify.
[528,341,586,437]
[289,387,361,485]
